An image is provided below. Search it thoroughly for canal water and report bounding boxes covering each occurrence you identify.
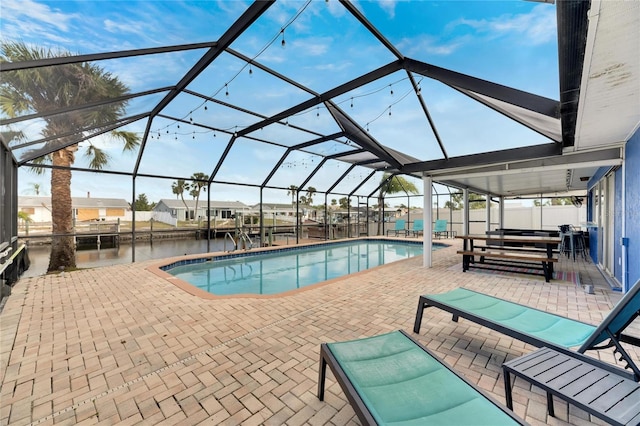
[22,238,229,278]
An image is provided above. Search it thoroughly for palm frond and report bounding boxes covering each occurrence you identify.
[23,155,50,175]
[84,145,110,170]
[111,130,140,152]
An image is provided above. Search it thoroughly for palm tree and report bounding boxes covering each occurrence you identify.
[26,182,44,196]
[305,186,317,206]
[171,180,190,220]
[287,185,298,206]
[1,41,140,272]
[189,172,209,220]
[377,173,419,235]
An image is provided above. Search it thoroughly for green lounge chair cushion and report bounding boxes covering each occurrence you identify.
[327,331,519,425]
[428,288,596,348]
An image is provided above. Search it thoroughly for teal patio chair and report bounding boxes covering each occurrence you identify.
[433,219,448,239]
[318,330,526,425]
[410,219,424,237]
[386,219,407,237]
[414,279,640,380]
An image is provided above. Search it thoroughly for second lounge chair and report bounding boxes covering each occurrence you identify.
[318,330,526,425]
[413,280,640,380]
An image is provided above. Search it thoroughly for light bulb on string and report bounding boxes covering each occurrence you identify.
[225,83,229,97]
[281,29,286,48]
[390,84,394,96]
[316,106,320,118]
[388,105,392,117]
[204,103,208,111]
[192,132,195,139]
[177,124,180,129]
[249,64,253,77]
[350,97,353,108]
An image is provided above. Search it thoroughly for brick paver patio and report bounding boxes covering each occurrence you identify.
[1,238,638,425]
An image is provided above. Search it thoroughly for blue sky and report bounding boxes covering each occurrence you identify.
[2,0,559,207]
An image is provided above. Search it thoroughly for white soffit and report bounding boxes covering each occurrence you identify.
[575,0,640,150]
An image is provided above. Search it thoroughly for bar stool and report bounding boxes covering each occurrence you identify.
[572,230,587,259]
[558,225,573,258]
[558,225,587,261]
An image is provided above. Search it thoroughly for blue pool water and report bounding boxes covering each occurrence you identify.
[164,240,444,296]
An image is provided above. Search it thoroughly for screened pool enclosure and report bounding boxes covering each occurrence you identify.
[1,0,631,269]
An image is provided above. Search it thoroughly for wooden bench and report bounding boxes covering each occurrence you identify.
[457,249,558,282]
[503,347,640,426]
[475,244,560,255]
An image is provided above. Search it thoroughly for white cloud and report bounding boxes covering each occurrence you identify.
[0,0,80,48]
[377,0,397,19]
[450,4,556,45]
[292,37,332,56]
[1,0,76,31]
[398,34,468,57]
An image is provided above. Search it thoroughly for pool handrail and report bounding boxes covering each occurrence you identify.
[224,232,237,252]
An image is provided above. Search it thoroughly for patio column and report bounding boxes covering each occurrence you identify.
[423,175,433,267]
[462,188,469,236]
[486,193,491,234]
[499,196,505,229]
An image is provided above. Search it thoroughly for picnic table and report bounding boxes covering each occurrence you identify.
[455,234,561,282]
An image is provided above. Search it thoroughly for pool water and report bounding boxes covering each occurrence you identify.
[165,240,443,296]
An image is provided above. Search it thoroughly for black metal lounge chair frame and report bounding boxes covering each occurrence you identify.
[413,286,640,381]
[317,330,526,426]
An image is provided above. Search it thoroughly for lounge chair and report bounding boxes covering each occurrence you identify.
[411,219,424,237]
[386,219,407,237]
[433,219,448,239]
[318,330,526,425]
[413,280,640,380]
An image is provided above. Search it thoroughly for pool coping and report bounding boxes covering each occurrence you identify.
[147,237,446,300]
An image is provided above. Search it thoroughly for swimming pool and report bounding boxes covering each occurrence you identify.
[162,239,445,297]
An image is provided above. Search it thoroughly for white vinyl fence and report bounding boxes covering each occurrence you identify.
[435,204,587,236]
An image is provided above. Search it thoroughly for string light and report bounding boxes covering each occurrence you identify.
[390,84,394,96]
[150,1,318,139]
[350,97,353,108]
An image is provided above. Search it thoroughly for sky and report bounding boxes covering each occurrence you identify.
[1,0,559,207]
